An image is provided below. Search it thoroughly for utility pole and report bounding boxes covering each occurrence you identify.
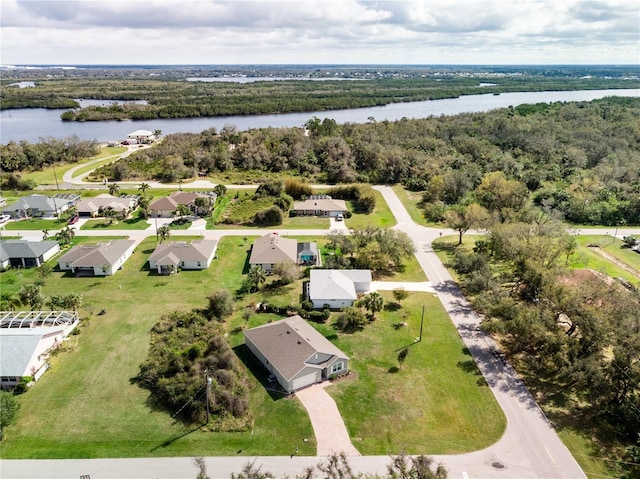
[205,372,212,424]
[416,304,425,343]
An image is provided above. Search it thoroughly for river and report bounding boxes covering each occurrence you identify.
[1,88,638,144]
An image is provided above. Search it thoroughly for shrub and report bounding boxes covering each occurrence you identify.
[253,205,284,226]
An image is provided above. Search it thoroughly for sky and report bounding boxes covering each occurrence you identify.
[1,0,639,65]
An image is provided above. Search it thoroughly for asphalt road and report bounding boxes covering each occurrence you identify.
[4,179,639,478]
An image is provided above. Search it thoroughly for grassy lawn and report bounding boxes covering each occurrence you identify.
[0,235,314,459]
[80,217,150,231]
[4,217,70,231]
[19,147,127,187]
[571,235,640,287]
[392,184,427,225]
[328,291,505,454]
[0,230,492,459]
[345,190,396,229]
[69,148,128,180]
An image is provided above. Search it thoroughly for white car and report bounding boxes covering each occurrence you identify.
[335,214,344,221]
[0,215,10,225]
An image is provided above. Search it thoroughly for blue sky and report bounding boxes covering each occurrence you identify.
[1,0,638,65]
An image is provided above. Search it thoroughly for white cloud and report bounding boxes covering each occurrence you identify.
[1,0,638,64]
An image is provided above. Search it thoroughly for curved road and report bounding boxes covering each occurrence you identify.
[5,175,639,478]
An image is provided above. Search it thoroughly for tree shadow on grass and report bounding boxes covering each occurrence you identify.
[233,343,289,401]
[150,423,204,451]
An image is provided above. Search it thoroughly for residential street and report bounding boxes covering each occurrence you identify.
[3,182,639,479]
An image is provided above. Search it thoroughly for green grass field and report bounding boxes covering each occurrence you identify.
[18,147,127,187]
[80,216,150,231]
[1,232,499,459]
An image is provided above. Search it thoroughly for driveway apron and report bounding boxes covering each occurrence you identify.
[296,384,360,456]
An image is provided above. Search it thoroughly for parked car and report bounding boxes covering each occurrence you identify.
[335,213,344,221]
[0,214,10,225]
[67,215,80,225]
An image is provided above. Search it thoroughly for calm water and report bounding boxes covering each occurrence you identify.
[1,89,638,144]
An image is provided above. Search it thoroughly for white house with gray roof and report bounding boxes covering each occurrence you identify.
[3,194,80,219]
[244,315,349,393]
[0,310,79,388]
[0,240,60,270]
[148,240,218,274]
[308,269,372,309]
[292,195,347,218]
[58,239,136,276]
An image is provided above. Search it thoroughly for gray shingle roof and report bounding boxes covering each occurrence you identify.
[244,315,348,381]
[249,232,298,265]
[58,240,136,268]
[0,240,59,259]
[0,328,63,377]
[148,240,218,265]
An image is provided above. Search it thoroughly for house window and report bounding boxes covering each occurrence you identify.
[331,362,344,374]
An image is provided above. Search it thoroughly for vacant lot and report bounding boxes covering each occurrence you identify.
[1,233,502,458]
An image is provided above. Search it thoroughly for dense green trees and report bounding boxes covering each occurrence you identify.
[0,136,99,173]
[88,97,639,227]
[448,216,640,472]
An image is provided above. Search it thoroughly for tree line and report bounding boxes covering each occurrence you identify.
[88,96,640,226]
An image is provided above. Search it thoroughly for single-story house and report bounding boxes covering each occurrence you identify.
[244,315,349,393]
[249,233,320,272]
[308,269,372,309]
[0,310,79,388]
[127,129,156,144]
[292,195,348,218]
[76,194,138,217]
[3,194,80,219]
[58,239,136,276]
[148,240,218,274]
[0,240,60,270]
[149,191,215,218]
[249,232,298,272]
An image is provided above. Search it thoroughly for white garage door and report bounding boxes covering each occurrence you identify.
[292,372,319,391]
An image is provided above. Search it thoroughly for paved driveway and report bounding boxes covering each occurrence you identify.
[296,384,360,456]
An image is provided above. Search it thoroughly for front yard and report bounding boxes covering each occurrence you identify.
[0,233,502,458]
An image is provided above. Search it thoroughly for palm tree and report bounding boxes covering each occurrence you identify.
[138,182,150,197]
[174,204,191,218]
[42,229,50,240]
[55,226,75,246]
[363,291,384,319]
[108,183,120,196]
[247,265,267,290]
[0,292,21,311]
[157,225,171,243]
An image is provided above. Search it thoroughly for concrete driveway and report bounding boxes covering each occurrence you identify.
[296,384,360,457]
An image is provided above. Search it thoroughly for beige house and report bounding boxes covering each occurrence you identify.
[248,232,320,272]
[58,239,136,276]
[149,191,214,218]
[76,194,138,217]
[292,195,347,217]
[244,315,349,393]
[148,240,218,274]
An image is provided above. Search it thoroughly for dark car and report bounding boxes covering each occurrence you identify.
[68,215,80,225]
